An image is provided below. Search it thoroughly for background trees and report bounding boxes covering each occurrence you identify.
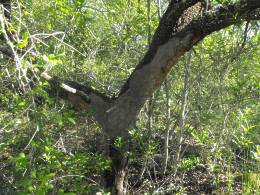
[0,0,259,194]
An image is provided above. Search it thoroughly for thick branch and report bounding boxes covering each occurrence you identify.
[120,0,260,97]
[119,0,203,95]
[1,0,259,138]
[102,0,260,137]
[139,0,202,66]
[178,0,260,39]
[41,73,110,125]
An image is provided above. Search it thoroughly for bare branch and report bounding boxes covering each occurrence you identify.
[120,0,260,96]
[40,72,111,127]
[100,0,260,137]
[119,0,203,95]
[0,0,259,138]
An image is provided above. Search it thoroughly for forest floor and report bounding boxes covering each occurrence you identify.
[183,165,258,195]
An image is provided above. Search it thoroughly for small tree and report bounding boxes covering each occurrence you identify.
[1,0,259,194]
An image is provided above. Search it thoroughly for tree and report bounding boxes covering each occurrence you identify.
[1,0,260,194]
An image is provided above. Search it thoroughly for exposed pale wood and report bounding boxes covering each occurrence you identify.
[1,0,259,194]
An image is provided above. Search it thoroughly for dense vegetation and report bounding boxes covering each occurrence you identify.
[0,0,259,194]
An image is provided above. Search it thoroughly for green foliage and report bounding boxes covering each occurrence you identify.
[0,83,109,193]
[179,156,201,172]
[191,129,208,144]
[0,0,259,194]
[17,31,30,49]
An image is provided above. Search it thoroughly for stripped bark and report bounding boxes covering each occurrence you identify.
[41,1,260,193]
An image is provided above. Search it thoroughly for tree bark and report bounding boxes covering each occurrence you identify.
[104,138,128,195]
[40,1,260,193]
[1,0,260,194]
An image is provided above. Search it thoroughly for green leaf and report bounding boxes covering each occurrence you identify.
[18,101,25,107]
[19,152,26,158]
[67,117,76,124]
[17,31,30,48]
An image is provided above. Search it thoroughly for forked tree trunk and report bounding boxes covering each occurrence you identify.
[19,0,259,194]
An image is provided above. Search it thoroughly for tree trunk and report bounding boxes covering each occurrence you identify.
[104,139,128,195]
[36,0,260,194]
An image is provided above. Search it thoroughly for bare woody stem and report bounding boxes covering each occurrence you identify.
[1,0,259,138]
